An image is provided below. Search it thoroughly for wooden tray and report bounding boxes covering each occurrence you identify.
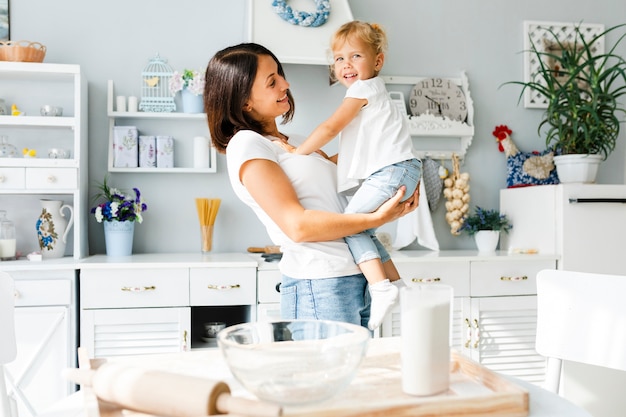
[282,341,529,417]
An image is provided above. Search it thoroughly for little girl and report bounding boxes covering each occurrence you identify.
[281,21,422,330]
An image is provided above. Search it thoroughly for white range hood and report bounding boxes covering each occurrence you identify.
[246,0,354,65]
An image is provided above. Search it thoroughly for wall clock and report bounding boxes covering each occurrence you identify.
[409,77,468,122]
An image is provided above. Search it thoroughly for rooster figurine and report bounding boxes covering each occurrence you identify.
[493,125,559,188]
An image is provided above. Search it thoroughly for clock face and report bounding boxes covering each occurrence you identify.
[409,78,468,122]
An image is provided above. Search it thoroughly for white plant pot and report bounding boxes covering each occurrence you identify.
[474,230,500,253]
[554,154,602,184]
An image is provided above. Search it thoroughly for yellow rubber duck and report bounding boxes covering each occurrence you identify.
[22,148,36,158]
[11,104,23,116]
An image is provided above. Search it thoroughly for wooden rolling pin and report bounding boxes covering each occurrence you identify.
[247,245,281,254]
[63,363,282,417]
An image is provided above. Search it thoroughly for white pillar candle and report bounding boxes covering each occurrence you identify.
[128,96,138,113]
[400,284,452,396]
[193,136,210,168]
[116,95,126,112]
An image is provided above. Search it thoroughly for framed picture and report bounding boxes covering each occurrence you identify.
[0,0,8,41]
[522,21,605,108]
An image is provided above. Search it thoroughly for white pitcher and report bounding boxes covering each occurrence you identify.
[36,199,74,259]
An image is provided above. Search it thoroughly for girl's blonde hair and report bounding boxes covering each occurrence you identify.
[331,21,388,55]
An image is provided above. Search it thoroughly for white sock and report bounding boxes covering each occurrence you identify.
[368,279,399,331]
[392,279,407,289]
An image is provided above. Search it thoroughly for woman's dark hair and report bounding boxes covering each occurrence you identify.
[204,43,295,153]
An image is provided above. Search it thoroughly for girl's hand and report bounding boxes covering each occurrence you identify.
[272,140,297,153]
[273,139,331,160]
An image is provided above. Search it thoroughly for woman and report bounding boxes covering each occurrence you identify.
[204,43,418,328]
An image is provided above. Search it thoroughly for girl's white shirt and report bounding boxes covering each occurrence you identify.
[227,131,361,279]
[337,76,417,194]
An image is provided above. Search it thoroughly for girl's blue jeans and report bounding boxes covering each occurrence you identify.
[344,158,422,265]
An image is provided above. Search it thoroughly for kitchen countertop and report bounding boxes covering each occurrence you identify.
[78,252,259,269]
[0,250,559,272]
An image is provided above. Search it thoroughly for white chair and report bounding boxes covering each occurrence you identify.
[0,271,17,417]
[536,269,626,394]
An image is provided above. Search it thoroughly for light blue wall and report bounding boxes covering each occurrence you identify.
[11,1,626,254]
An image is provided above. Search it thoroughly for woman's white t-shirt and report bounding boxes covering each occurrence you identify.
[226,130,361,279]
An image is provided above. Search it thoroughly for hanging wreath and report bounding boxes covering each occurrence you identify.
[271,0,331,27]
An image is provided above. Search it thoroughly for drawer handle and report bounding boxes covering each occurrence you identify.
[411,277,441,283]
[121,286,156,292]
[0,175,5,183]
[207,284,241,290]
[464,318,471,348]
[47,175,57,183]
[473,318,480,349]
[13,290,20,299]
[500,275,528,281]
[275,283,281,293]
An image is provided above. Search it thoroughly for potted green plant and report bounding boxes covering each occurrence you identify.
[460,207,512,252]
[504,23,626,183]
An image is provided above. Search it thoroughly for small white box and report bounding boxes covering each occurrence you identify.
[156,136,174,168]
[138,136,156,168]
[112,126,138,168]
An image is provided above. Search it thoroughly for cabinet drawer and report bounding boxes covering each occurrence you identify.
[395,261,470,296]
[81,268,189,308]
[26,167,77,189]
[0,167,25,189]
[190,267,256,306]
[470,259,556,296]
[14,279,71,306]
[258,269,282,303]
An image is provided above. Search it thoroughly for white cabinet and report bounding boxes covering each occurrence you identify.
[256,263,282,322]
[3,267,76,417]
[79,253,258,357]
[106,81,217,173]
[381,251,556,385]
[0,62,88,259]
[500,184,626,274]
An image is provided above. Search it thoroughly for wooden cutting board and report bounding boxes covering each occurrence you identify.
[282,339,529,417]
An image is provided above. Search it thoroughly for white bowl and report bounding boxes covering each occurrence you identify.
[40,105,63,117]
[217,319,370,405]
[48,148,70,159]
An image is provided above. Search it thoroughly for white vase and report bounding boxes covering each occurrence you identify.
[474,230,500,253]
[181,88,203,114]
[36,199,74,259]
[554,154,602,184]
[104,221,135,257]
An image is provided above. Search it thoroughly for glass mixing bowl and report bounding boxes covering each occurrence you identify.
[217,319,370,405]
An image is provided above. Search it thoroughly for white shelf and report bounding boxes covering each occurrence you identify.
[246,0,354,65]
[0,115,76,128]
[107,80,217,173]
[382,73,474,160]
[107,111,206,120]
[0,62,88,260]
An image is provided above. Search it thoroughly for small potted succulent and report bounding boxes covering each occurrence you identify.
[460,206,512,252]
[504,23,626,183]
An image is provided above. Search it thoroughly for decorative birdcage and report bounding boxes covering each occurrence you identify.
[139,53,176,112]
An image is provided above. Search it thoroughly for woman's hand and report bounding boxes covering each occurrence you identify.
[375,184,420,224]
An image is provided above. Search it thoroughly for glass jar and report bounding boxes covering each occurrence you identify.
[0,99,7,115]
[0,210,16,260]
[0,135,17,158]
